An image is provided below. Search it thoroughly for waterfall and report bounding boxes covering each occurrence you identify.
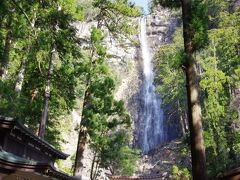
[139,17,165,153]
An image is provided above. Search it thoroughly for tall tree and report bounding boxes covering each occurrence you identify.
[0,0,15,79]
[38,43,56,138]
[154,0,208,179]
[155,28,188,135]
[73,1,140,176]
[0,0,83,142]
[35,0,83,139]
[0,0,33,79]
[1,16,12,79]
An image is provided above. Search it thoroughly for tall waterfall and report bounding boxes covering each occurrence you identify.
[139,17,165,153]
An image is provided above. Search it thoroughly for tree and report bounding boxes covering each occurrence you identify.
[73,1,140,176]
[154,1,240,177]
[0,0,84,146]
[73,27,139,178]
[154,0,208,179]
[155,28,189,135]
[199,45,229,176]
[0,0,15,79]
[0,0,34,79]
[98,130,140,176]
[35,0,83,138]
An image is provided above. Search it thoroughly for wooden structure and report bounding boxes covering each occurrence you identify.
[220,167,240,180]
[0,116,77,180]
[108,170,240,180]
[107,174,163,180]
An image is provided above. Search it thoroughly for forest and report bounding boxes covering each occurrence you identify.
[0,0,239,180]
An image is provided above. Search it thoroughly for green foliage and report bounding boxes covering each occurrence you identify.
[154,0,240,178]
[198,11,240,177]
[92,0,141,36]
[172,165,191,180]
[0,0,139,177]
[191,1,209,50]
[0,0,83,147]
[207,0,230,27]
[96,130,140,176]
[155,28,187,129]
[153,0,181,8]
[2,0,239,178]
[233,67,240,87]
[79,27,138,179]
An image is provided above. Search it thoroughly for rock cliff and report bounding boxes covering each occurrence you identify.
[129,6,182,151]
[66,5,182,179]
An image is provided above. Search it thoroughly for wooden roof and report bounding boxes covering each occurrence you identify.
[0,150,78,180]
[0,116,68,160]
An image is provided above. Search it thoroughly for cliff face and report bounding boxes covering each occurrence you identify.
[74,20,141,105]
[72,20,141,179]
[129,6,182,151]
[69,6,182,178]
[146,6,180,49]
[74,5,182,151]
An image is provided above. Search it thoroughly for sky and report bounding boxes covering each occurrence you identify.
[131,0,150,14]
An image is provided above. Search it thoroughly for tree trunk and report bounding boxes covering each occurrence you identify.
[1,17,12,79]
[15,59,26,94]
[38,44,56,139]
[15,43,31,94]
[73,125,88,176]
[178,100,186,135]
[73,83,91,176]
[90,152,96,180]
[182,0,207,179]
[90,151,100,180]
[183,111,189,133]
[74,49,95,176]
[15,55,28,94]
[180,114,186,135]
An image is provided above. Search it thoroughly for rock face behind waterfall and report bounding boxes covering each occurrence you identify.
[73,6,183,154]
[71,6,182,178]
[131,6,182,153]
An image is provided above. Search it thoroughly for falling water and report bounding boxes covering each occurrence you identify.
[139,17,165,153]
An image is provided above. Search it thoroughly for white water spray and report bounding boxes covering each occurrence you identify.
[139,17,165,153]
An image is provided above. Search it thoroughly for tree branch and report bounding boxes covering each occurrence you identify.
[10,0,32,27]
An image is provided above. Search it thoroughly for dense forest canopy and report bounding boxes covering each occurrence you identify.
[0,0,239,179]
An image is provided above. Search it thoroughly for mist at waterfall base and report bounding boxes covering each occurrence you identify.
[136,17,178,154]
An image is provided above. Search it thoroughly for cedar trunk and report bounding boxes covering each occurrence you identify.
[182,0,207,179]
[38,44,56,139]
[73,125,87,176]
[73,85,91,176]
[15,59,26,94]
[15,45,31,94]
[74,54,94,176]
[1,17,12,78]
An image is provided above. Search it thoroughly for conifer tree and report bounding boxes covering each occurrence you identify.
[154,0,208,179]
[0,0,84,144]
[154,0,240,178]
[35,0,83,138]
[73,0,140,176]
